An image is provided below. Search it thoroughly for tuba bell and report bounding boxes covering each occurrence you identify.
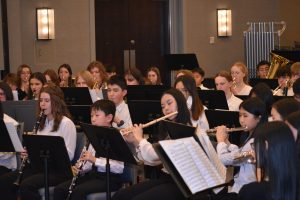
[266,52,290,79]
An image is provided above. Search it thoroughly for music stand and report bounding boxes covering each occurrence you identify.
[67,105,91,125]
[164,54,199,70]
[197,89,229,110]
[202,78,215,89]
[126,85,170,101]
[249,78,278,90]
[61,87,93,105]
[23,135,73,200]
[0,120,23,152]
[80,123,137,200]
[1,100,38,132]
[205,109,242,145]
[160,120,196,140]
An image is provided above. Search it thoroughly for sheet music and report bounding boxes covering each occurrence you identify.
[5,122,24,152]
[159,137,225,194]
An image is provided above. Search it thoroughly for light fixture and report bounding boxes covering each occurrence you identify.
[217,9,232,37]
[36,8,55,40]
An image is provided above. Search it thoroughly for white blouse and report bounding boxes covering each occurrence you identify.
[113,100,133,129]
[227,94,243,111]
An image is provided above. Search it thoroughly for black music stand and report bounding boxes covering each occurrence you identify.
[61,87,93,105]
[80,123,137,200]
[1,100,38,132]
[68,105,91,125]
[0,119,22,152]
[205,109,242,145]
[126,85,170,101]
[160,120,196,140]
[202,78,216,89]
[164,54,199,70]
[249,78,278,90]
[197,89,229,110]
[23,135,73,200]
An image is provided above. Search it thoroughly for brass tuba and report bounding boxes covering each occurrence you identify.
[267,52,290,79]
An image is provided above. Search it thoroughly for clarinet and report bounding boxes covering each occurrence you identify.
[66,141,90,200]
[13,110,45,187]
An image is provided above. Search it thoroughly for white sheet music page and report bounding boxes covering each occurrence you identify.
[5,122,24,152]
[159,138,207,194]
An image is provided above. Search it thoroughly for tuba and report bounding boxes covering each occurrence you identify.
[266,52,290,79]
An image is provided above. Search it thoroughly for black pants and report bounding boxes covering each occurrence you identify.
[54,171,122,200]
[112,173,185,200]
[0,166,11,177]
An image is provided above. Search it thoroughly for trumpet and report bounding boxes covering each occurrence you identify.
[206,126,247,135]
[120,111,178,136]
[273,79,292,96]
[233,150,256,164]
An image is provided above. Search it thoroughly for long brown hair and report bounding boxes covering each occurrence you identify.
[39,85,71,132]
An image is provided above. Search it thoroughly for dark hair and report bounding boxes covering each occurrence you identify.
[3,73,18,87]
[58,64,74,87]
[272,98,300,120]
[124,68,145,85]
[286,111,300,159]
[239,97,267,126]
[293,78,300,95]
[174,75,204,121]
[28,72,47,99]
[39,85,70,132]
[105,64,117,73]
[162,88,191,125]
[16,64,32,88]
[254,121,298,200]
[276,65,291,78]
[44,69,60,86]
[192,67,205,77]
[249,83,274,116]
[256,60,270,70]
[0,82,13,101]
[107,75,127,90]
[146,66,162,85]
[91,99,116,124]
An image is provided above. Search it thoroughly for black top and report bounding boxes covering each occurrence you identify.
[238,181,271,200]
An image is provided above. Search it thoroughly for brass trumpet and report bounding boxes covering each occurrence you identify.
[120,111,178,136]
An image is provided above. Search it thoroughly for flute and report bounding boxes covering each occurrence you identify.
[206,126,247,134]
[120,111,178,136]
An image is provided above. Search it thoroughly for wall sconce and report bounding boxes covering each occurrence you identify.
[36,8,55,40]
[217,9,232,37]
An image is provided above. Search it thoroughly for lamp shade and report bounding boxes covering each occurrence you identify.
[217,9,232,37]
[36,8,55,40]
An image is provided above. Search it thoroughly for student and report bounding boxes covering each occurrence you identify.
[58,63,75,87]
[87,61,108,90]
[0,82,14,102]
[44,69,60,86]
[3,73,19,100]
[270,98,300,121]
[256,60,270,79]
[249,82,274,116]
[146,66,162,85]
[16,64,32,100]
[230,62,252,95]
[27,72,47,100]
[214,97,267,199]
[273,65,293,96]
[175,69,193,79]
[238,122,299,200]
[214,71,243,111]
[293,78,300,102]
[174,75,209,132]
[112,88,191,200]
[192,67,209,90]
[0,85,77,200]
[54,99,124,200]
[105,64,117,78]
[124,68,145,85]
[107,75,132,129]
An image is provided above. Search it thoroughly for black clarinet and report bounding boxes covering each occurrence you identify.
[13,110,45,187]
[66,141,90,200]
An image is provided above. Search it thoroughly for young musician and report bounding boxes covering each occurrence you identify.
[273,65,293,96]
[58,64,75,87]
[53,99,124,200]
[112,88,191,200]
[124,68,145,85]
[286,111,300,158]
[146,66,162,85]
[0,85,77,200]
[214,97,267,199]
[249,83,274,116]
[230,62,252,95]
[214,71,243,111]
[107,75,132,129]
[87,61,108,90]
[174,75,209,132]
[192,67,209,90]
[270,98,300,121]
[256,60,270,79]
[238,122,299,200]
[27,72,47,100]
[16,64,32,100]
[293,78,300,102]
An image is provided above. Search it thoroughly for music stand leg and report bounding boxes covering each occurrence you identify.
[40,150,50,200]
[106,154,111,200]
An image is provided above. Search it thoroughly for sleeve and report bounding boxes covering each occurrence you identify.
[136,139,161,166]
[60,118,77,161]
[94,158,124,174]
[216,142,239,166]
